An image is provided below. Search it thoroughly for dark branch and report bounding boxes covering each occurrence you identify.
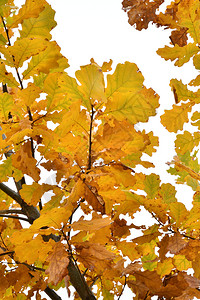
[0,214,29,222]
[88,105,94,170]
[0,209,26,215]
[0,182,40,223]
[117,276,127,300]
[0,251,14,257]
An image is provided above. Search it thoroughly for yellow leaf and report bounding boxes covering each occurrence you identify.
[175,131,200,154]
[1,38,47,68]
[20,182,51,206]
[57,101,89,137]
[106,61,144,97]
[14,235,54,264]
[116,241,140,261]
[58,73,82,102]
[0,93,14,121]
[160,183,177,204]
[0,60,19,87]
[23,41,62,79]
[17,82,41,107]
[20,3,56,40]
[157,43,199,66]
[144,173,160,199]
[177,0,200,44]
[169,202,189,228]
[9,0,45,28]
[12,142,40,182]
[170,79,200,103]
[0,157,12,181]
[161,102,192,132]
[157,258,174,277]
[76,64,106,110]
[31,206,72,230]
[173,254,192,271]
[105,87,159,124]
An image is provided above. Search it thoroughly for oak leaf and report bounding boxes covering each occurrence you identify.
[9,0,46,28]
[23,41,63,79]
[167,233,188,254]
[45,243,69,286]
[157,43,199,67]
[20,3,56,40]
[161,102,192,133]
[1,38,47,68]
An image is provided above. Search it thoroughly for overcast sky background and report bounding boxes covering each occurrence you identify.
[13,0,200,299]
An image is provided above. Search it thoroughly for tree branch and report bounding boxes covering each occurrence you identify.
[0,182,40,223]
[117,276,126,300]
[88,105,94,170]
[67,258,96,300]
[0,214,29,222]
[0,209,26,215]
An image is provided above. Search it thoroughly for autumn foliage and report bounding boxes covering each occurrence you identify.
[0,0,200,299]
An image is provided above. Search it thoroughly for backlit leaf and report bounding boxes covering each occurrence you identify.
[105,87,159,124]
[106,61,144,97]
[1,38,47,68]
[157,43,199,67]
[173,254,192,271]
[144,173,160,199]
[20,3,56,40]
[9,0,45,28]
[23,41,62,79]
[157,258,174,277]
[161,102,193,132]
[76,63,106,110]
[169,202,189,228]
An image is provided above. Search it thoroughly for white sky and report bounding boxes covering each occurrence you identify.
[13,1,200,299]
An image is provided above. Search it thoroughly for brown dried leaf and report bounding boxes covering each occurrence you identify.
[45,243,69,286]
[122,0,164,30]
[167,233,188,254]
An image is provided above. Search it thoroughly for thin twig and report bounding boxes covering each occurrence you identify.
[88,105,94,170]
[0,251,14,257]
[151,212,196,240]
[0,209,26,215]
[1,16,23,89]
[67,198,84,239]
[0,214,29,222]
[117,275,127,300]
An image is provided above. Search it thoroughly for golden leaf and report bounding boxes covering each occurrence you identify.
[72,217,111,232]
[161,102,193,133]
[23,41,62,79]
[9,0,46,28]
[106,61,144,97]
[20,3,56,40]
[1,38,47,68]
[76,63,106,110]
[157,43,199,67]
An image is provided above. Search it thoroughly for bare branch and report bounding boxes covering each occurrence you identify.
[117,276,127,300]
[0,214,29,222]
[0,209,26,215]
